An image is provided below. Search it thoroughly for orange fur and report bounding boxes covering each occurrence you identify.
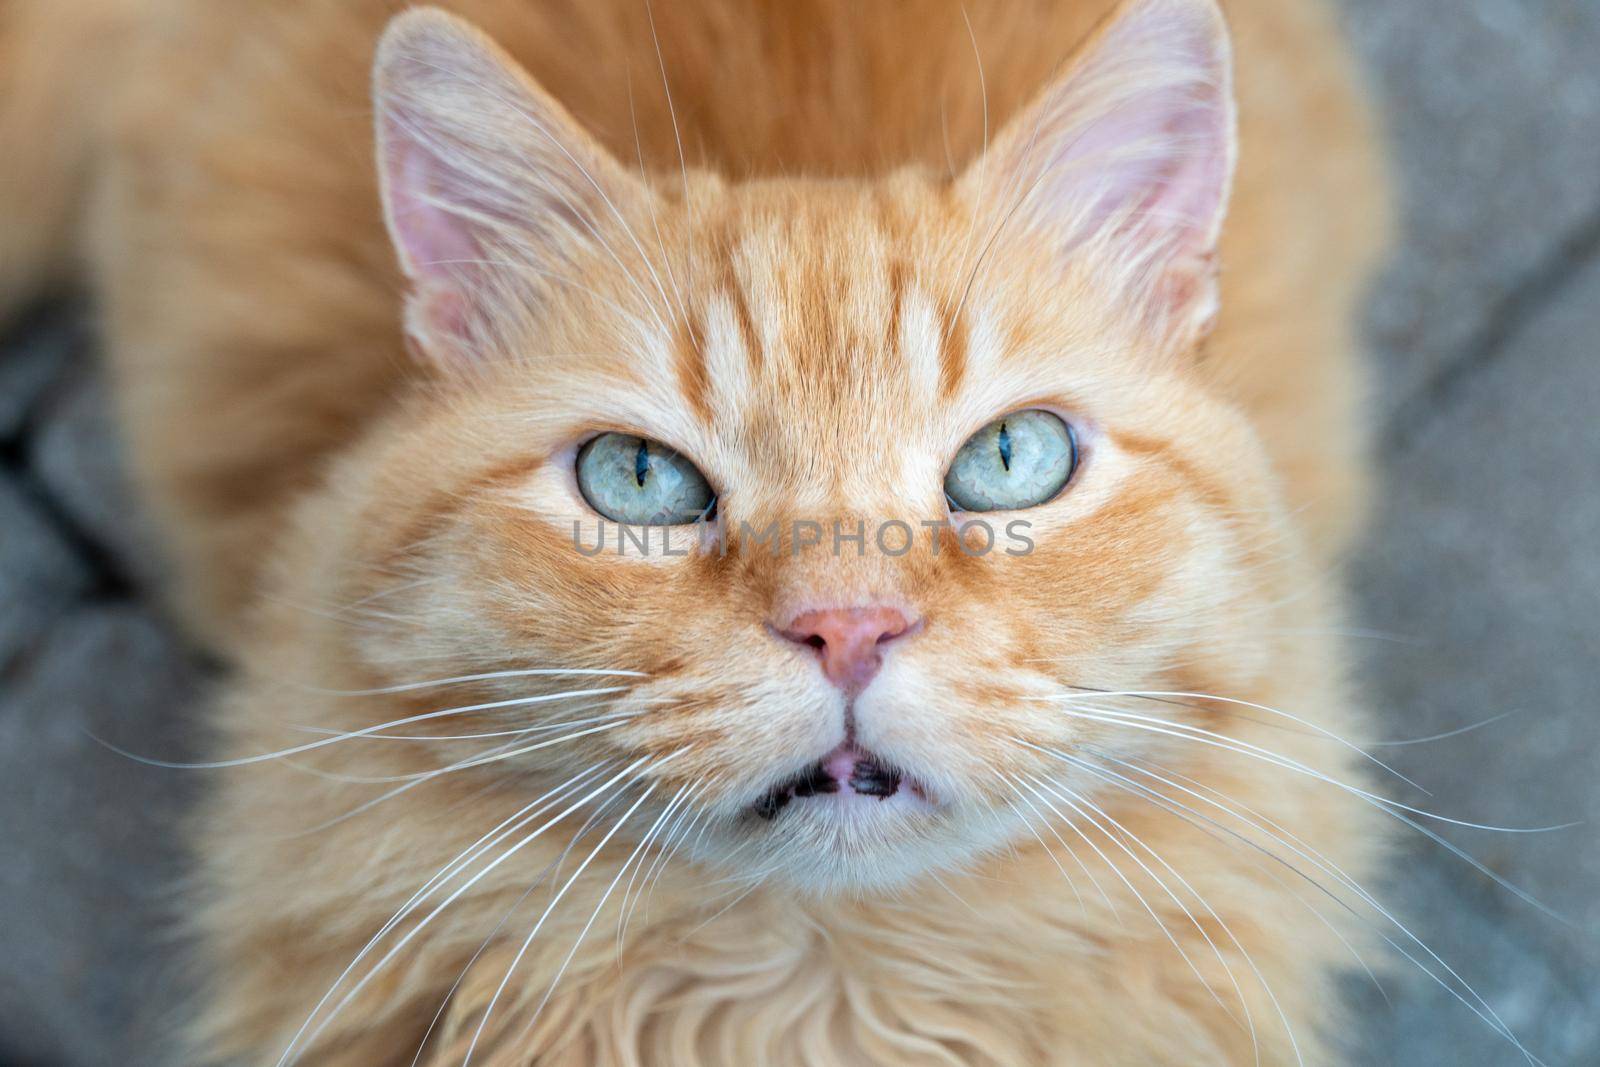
[1,0,1392,1063]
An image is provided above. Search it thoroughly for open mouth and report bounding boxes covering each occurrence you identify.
[753,744,927,820]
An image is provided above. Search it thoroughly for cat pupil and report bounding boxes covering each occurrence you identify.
[634,439,650,488]
[997,422,1012,472]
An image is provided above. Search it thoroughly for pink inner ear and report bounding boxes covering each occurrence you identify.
[1003,0,1234,277]
[385,127,484,284]
[1070,83,1227,246]
[381,111,492,358]
[412,285,472,348]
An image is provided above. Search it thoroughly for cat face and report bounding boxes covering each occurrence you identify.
[349,0,1281,894]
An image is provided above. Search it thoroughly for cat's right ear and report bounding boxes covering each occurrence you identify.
[957,0,1236,350]
[373,8,648,369]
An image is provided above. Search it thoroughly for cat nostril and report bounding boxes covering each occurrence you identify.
[777,606,917,693]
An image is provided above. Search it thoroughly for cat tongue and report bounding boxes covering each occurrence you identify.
[822,745,901,799]
[822,746,864,786]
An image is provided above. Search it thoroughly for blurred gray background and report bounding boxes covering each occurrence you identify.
[1,1,1597,1063]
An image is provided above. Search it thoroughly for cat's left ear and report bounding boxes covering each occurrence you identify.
[373,8,652,369]
[960,0,1236,346]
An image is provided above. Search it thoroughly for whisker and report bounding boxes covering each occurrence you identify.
[101,686,635,769]
[925,869,986,921]
[407,871,546,1067]
[518,778,698,1044]
[1364,710,1519,747]
[616,782,702,955]
[311,667,645,698]
[1045,688,1430,795]
[284,744,517,838]
[278,758,647,1065]
[1044,702,1576,836]
[677,875,765,944]
[278,719,635,784]
[626,77,692,330]
[628,783,716,938]
[1039,775,1297,1065]
[1097,750,1543,1065]
[644,0,692,208]
[1047,703,1577,929]
[1022,741,1541,1062]
[278,734,530,788]
[951,2,990,320]
[291,705,644,742]
[286,696,680,835]
[1065,747,1391,1006]
[461,763,673,1064]
[999,776,1097,917]
[1005,771,1246,1037]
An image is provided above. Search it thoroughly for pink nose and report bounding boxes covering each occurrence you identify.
[778,607,915,693]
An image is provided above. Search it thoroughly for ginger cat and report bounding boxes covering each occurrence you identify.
[2,0,1399,1063]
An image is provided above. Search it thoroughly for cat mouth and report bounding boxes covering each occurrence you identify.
[752,744,930,820]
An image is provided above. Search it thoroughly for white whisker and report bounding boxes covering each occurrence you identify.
[1006,771,1245,1035]
[1044,687,1429,795]
[292,705,641,742]
[1043,701,1575,836]
[312,667,645,697]
[277,719,634,785]
[278,758,648,1065]
[1018,740,1540,1061]
[102,686,635,770]
[1068,747,1391,1005]
[462,765,670,1064]
[519,778,696,1043]
[1038,774,1293,1065]
[999,776,1096,917]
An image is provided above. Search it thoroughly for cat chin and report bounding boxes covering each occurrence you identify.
[696,797,1019,898]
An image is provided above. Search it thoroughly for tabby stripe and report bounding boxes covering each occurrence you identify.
[673,311,714,424]
[937,295,969,400]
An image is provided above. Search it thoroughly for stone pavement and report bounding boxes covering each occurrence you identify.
[1,2,1597,1063]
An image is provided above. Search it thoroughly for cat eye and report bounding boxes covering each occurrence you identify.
[576,433,716,525]
[944,410,1078,512]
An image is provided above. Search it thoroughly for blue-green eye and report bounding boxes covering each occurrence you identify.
[576,434,715,525]
[944,410,1077,512]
